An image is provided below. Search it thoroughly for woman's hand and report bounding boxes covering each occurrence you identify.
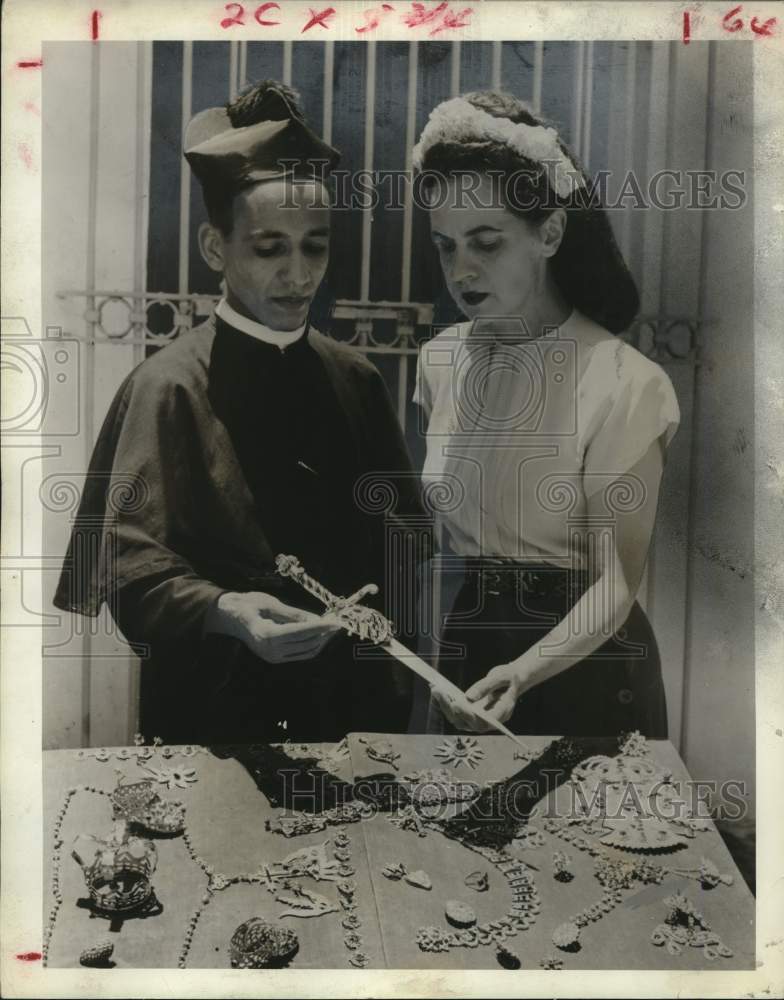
[432,660,536,733]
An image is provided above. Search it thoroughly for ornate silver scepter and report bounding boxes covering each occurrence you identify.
[275,554,394,644]
[274,554,524,747]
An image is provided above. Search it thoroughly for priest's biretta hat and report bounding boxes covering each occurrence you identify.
[184,81,340,190]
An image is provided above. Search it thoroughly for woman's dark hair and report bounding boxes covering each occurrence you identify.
[420,90,639,334]
[202,80,307,235]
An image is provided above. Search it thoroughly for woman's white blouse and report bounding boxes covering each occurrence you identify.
[413,309,681,568]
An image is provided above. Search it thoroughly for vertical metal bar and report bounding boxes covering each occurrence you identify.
[397,353,409,432]
[127,40,153,739]
[239,40,248,90]
[582,40,594,168]
[178,42,193,298]
[323,41,334,145]
[400,41,418,303]
[83,41,102,746]
[681,41,716,761]
[229,40,239,100]
[134,41,152,365]
[532,41,544,114]
[360,41,376,302]
[620,42,638,261]
[450,40,461,96]
[282,40,293,85]
[491,40,502,90]
[573,42,585,164]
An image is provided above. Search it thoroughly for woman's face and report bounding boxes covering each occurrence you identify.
[428,174,552,322]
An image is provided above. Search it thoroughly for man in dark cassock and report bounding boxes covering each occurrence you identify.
[54,80,424,745]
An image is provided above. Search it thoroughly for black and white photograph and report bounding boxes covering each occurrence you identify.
[1,0,782,995]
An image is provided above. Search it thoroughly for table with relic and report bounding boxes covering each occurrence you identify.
[43,729,754,970]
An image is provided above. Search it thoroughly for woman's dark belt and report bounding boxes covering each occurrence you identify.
[460,557,590,601]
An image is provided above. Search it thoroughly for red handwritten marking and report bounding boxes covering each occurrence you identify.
[722,4,744,31]
[24,101,41,116]
[402,1,447,27]
[430,5,472,34]
[91,10,101,40]
[221,2,245,27]
[18,59,43,68]
[301,6,335,32]
[750,14,776,35]
[355,3,395,33]
[683,10,691,43]
[19,143,34,169]
[254,2,280,25]
[16,952,42,962]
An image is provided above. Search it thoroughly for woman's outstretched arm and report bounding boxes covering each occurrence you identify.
[435,440,666,731]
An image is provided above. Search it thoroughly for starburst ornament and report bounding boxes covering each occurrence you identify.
[434,736,485,769]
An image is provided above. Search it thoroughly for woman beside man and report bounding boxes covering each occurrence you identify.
[56,79,679,744]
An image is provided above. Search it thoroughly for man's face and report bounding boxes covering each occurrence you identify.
[206,179,330,331]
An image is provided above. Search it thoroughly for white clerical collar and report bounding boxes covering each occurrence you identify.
[215,298,306,350]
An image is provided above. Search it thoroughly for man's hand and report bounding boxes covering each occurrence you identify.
[204,591,343,663]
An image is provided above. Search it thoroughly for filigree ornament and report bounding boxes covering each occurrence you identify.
[72,824,158,914]
[496,944,521,968]
[434,736,485,770]
[358,736,401,771]
[416,926,454,952]
[572,753,669,791]
[139,764,198,789]
[512,826,546,851]
[599,814,687,852]
[266,814,328,838]
[388,804,427,837]
[669,856,734,889]
[79,939,115,966]
[229,918,299,968]
[276,885,339,918]
[464,870,490,892]
[618,730,650,757]
[552,851,574,882]
[381,861,433,890]
[275,738,352,772]
[276,842,340,882]
[651,893,733,959]
[402,768,480,807]
[381,862,407,881]
[552,921,581,950]
[445,900,477,927]
[110,776,185,835]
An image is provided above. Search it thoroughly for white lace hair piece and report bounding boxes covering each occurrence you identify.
[412,96,585,199]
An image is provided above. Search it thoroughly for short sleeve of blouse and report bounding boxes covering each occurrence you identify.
[579,340,681,499]
[412,350,432,416]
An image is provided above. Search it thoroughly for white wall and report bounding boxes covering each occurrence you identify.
[42,42,150,748]
[682,42,756,816]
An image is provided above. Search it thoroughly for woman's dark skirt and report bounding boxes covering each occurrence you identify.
[436,560,668,738]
